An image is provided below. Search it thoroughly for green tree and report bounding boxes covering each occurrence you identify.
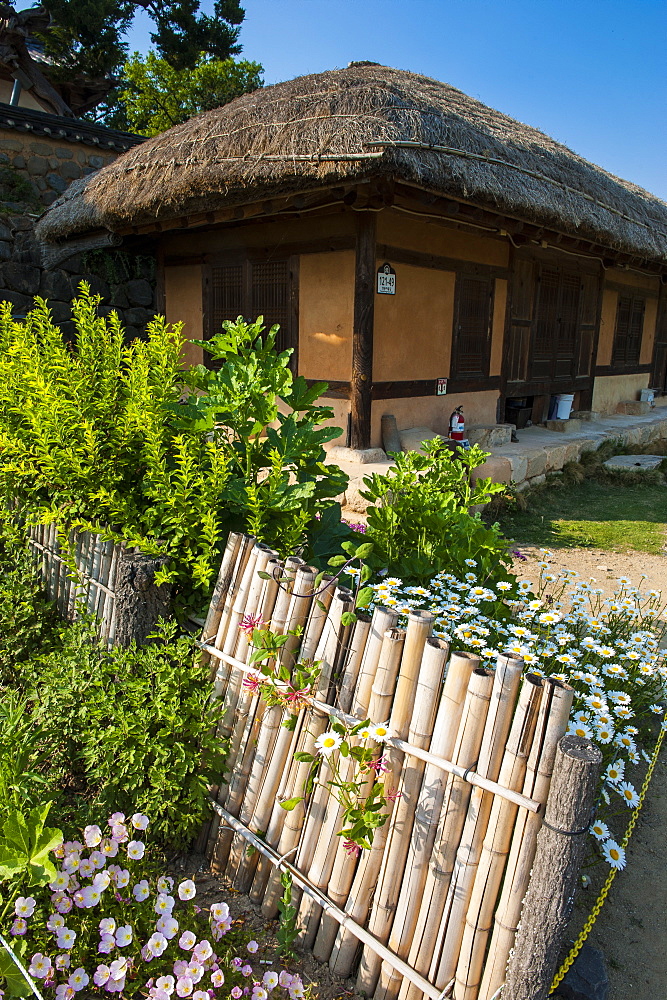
[118,50,263,135]
[34,0,246,80]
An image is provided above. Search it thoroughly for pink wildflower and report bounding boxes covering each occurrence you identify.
[369,757,389,774]
[239,614,265,635]
[343,840,361,858]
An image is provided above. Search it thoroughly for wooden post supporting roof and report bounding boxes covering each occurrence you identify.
[350,212,376,450]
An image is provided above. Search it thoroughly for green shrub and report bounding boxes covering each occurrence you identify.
[358,439,513,585]
[0,289,348,617]
[28,620,224,848]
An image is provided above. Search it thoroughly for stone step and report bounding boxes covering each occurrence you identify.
[467,423,514,448]
[616,399,651,416]
[544,418,582,433]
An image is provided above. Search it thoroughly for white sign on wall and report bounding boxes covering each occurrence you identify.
[377,262,396,295]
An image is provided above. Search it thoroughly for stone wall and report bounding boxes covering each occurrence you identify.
[0,105,155,335]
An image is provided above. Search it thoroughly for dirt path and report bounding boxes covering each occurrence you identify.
[513,545,667,1000]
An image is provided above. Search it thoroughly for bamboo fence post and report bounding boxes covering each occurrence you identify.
[232,544,278,663]
[299,575,336,663]
[280,565,317,668]
[430,656,524,990]
[477,679,573,1000]
[358,636,449,994]
[400,667,494,1000]
[207,560,282,863]
[202,532,243,650]
[300,625,406,952]
[214,534,255,654]
[337,611,372,712]
[89,534,103,617]
[96,539,113,622]
[203,545,276,854]
[451,674,543,1000]
[105,543,121,644]
[311,623,405,963]
[260,604,344,919]
[69,529,84,618]
[329,611,434,978]
[372,651,479,1000]
[502,735,602,1000]
[353,605,401,714]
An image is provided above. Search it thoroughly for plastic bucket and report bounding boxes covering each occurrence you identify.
[555,393,575,419]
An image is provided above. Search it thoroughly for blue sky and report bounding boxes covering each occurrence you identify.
[127,0,667,201]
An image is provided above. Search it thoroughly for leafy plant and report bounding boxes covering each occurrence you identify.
[360,439,512,585]
[0,291,348,617]
[276,871,298,961]
[27,620,224,848]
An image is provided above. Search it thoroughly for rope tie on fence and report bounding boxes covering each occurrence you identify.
[549,724,666,993]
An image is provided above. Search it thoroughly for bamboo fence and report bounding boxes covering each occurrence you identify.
[27,523,122,642]
[201,532,576,1000]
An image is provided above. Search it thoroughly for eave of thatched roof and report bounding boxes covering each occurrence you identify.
[35,63,667,263]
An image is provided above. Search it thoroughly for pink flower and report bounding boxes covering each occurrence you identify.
[176,978,193,997]
[10,919,27,936]
[108,813,125,825]
[109,958,128,982]
[84,825,102,847]
[242,676,261,694]
[100,838,119,858]
[186,963,204,984]
[55,985,75,1000]
[246,941,259,955]
[28,954,52,979]
[157,916,179,940]
[15,897,36,917]
[178,880,196,901]
[387,789,403,802]
[173,961,189,978]
[178,931,196,951]
[369,757,389,774]
[210,903,229,922]
[231,988,242,998]
[131,814,150,830]
[98,935,115,954]
[68,968,89,992]
[47,914,65,933]
[133,880,150,901]
[127,841,145,860]
[156,976,175,994]
[193,941,212,963]
[343,840,361,858]
[55,954,70,971]
[148,933,168,957]
[239,614,265,635]
[211,971,225,988]
[241,965,253,977]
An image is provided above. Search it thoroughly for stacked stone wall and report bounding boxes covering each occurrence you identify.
[0,122,155,335]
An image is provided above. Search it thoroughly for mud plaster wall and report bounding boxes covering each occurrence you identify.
[373,263,455,380]
[592,373,649,413]
[298,251,354,381]
[377,211,509,267]
[371,390,499,449]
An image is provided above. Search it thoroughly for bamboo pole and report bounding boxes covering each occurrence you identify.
[203,532,243,645]
[300,626,406,952]
[374,651,479,1000]
[232,544,277,663]
[399,667,494,1000]
[429,655,524,990]
[353,606,401,715]
[477,679,573,1000]
[214,534,255,655]
[260,602,344,919]
[228,702,284,889]
[69,529,84,618]
[105,543,121,644]
[206,560,282,861]
[280,565,317,668]
[337,612,373,713]
[358,635,449,994]
[248,709,305,903]
[453,674,543,1000]
[299,575,336,664]
[502,736,602,1000]
[96,539,113,622]
[269,556,304,638]
[89,533,103,617]
[329,611,434,977]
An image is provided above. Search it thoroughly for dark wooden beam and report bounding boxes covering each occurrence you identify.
[350,212,377,450]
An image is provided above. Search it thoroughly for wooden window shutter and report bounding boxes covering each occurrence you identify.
[207,264,244,369]
[612,294,645,369]
[576,273,600,377]
[250,260,291,352]
[506,256,535,384]
[451,274,493,380]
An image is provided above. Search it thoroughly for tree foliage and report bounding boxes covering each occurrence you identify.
[118,50,262,135]
[34,0,246,79]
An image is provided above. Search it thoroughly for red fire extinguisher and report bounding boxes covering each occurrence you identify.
[449,406,465,441]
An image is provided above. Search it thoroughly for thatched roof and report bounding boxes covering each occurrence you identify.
[36,63,667,262]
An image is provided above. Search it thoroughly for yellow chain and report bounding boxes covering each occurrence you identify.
[550,724,666,992]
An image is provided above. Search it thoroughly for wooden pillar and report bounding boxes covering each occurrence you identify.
[350,212,376,451]
[503,734,602,1000]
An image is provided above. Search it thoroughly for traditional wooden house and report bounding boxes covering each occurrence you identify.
[35,63,667,451]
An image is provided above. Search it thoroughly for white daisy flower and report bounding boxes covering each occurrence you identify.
[314,731,343,755]
[602,840,626,869]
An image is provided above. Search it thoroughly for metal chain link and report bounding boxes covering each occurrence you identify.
[549,724,666,993]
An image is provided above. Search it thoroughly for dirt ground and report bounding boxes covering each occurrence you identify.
[513,545,667,1000]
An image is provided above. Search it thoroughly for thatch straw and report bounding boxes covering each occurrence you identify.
[477,679,573,1000]
[37,65,667,261]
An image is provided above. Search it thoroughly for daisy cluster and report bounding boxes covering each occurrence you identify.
[8,813,308,1000]
[368,554,667,869]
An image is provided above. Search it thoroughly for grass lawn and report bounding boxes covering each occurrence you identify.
[495,480,667,553]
